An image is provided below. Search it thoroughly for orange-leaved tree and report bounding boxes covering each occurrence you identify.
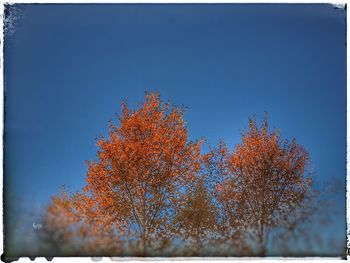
[39,188,123,256]
[40,92,203,256]
[204,115,314,256]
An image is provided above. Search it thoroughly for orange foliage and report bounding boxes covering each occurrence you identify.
[41,94,315,257]
[41,92,203,256]
[204,115,312,255]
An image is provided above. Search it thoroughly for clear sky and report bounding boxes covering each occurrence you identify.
[4,3,346,251]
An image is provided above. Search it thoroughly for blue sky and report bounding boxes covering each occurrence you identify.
[5,3,346,252]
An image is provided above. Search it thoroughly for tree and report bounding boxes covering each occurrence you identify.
[173,177,218,256]
[40,92,202,256]
[208,115,314,256]
[39,188,124,256]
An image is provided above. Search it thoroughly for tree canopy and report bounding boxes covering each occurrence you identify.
[38,92,326,256]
